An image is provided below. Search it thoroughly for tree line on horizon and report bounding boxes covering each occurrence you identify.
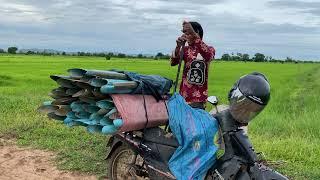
[0,47,170,60]
[219,53,312,63]
[0,46,318,64]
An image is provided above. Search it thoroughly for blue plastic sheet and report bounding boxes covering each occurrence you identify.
[168,93,218,180]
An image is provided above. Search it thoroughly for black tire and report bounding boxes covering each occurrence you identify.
[106,144,147,180]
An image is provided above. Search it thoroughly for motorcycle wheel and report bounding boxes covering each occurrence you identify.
[107,144,149,180]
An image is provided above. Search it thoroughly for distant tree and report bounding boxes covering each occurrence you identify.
[138,54,143,58]
[264,56,273,62]
[117,53,126,58]
[77,51,86,56]
[308,61,314,63]
[285,57,294,63]
[0,49,5,53]
[243,54,250,62]
[253,53,265,62]
[269,59,280,63]
[62,51,66,55]
[225,52,242,61]
[153,52,163,60]
[236,53,243,61]
[26,50,35,55]
[221,53,231,61]
[105,55,111,60]
[161,54,170,59]
[8,47,18,54]
[42,52,53,56]
[156,52,164,57]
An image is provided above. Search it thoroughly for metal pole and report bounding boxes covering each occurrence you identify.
[173,44,185,93]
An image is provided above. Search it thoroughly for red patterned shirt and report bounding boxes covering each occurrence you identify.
[171,38,215,103]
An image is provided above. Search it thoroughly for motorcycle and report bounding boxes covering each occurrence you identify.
[105,95,289,180]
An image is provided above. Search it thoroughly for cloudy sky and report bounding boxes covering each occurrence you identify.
[0,0,319,60]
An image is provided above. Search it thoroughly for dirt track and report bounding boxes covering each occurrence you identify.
[0,139,97,180]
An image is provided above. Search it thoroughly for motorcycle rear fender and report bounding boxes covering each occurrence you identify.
[106,136,123,159]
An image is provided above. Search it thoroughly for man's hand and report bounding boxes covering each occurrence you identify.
[176,34,187,47]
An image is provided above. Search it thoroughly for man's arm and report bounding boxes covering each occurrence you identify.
[170,46,184,66]
[194,38,215,62]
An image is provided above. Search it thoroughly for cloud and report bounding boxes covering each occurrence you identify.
[268,0,320,9]
[268,0,320,17]
[0,0,319,60]
[195,11,320,60]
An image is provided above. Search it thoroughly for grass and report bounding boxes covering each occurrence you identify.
[0,54,319,179]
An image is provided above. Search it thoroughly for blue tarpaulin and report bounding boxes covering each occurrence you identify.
[168,93,219,180]
[111,70,173,97]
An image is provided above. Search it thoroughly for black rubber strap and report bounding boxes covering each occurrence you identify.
[141,85,149,140]
[164,101,171,132]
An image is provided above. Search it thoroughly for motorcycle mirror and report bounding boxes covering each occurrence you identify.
[207,96,218,106]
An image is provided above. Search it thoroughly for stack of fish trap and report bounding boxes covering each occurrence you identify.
[39,68,170,135]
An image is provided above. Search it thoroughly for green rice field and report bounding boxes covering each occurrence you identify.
[0,54,319,179]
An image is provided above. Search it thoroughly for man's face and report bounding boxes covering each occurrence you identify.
[182,28,196,44]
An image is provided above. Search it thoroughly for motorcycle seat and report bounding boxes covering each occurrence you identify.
[143,127,179,148]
